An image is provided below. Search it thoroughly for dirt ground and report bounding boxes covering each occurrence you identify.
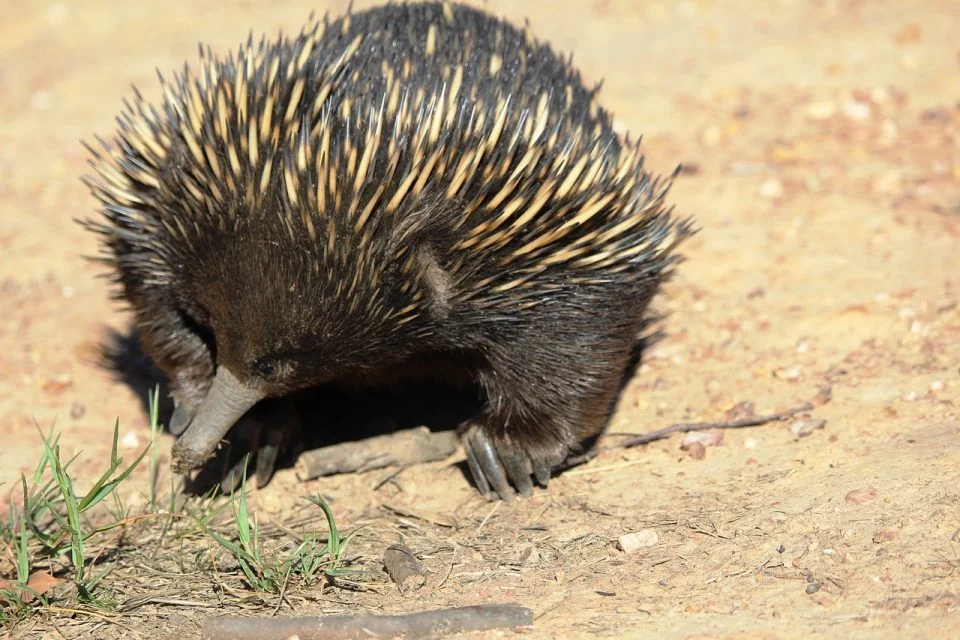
[1,0,959,638]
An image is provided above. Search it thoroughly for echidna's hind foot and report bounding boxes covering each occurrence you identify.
[460,424,559,502]
[218,397,302,492]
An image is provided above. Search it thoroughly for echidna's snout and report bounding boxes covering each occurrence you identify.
[170,366,265,472]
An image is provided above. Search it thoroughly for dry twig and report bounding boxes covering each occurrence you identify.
[295,427,458,480]
[618,402,815,448]
[201,604,533,639]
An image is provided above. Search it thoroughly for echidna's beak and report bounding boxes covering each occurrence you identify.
[170,366,265,473]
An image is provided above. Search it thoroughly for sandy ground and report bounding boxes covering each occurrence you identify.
[1,0,959,638]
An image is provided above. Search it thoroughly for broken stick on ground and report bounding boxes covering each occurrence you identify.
[293,393,828,481]
[383,543,427,594]
[201,604,534,640]
[295,426,459,480]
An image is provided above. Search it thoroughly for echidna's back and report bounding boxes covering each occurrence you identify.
[90,1,684,321]
[316,3,608,142]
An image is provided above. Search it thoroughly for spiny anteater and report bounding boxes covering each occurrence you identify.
[82,1,695,501]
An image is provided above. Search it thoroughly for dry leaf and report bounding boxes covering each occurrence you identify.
[0,572,65,604]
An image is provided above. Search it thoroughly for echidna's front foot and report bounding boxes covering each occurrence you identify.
[460,425,555,501]
[219,397,302,492]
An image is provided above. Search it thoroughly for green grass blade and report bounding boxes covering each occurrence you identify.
[16,509,30,583]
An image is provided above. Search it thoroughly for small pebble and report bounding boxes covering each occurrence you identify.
[681,430,724,448]
[759,178,784,199]
[873,530,897,543]
[724,401,756,421]
[845,488,878,504]
[41,373,73,394]
[683,441,706,460]
[121,432,141,450]
[872,170,902,195]
[898,52,918,70]
[518,543,540,566]
[813,384,833,406]
[930,380,945,392]
[790,418,826,439]
[806,101,836,120]
[841,99,871,121]
[870,86,891,104]
[879,119,899,146]
[617,530,659,554]
[774,366,802,380]
[701,125,722,147]
[70,402,85,419]
[744,437,758,449]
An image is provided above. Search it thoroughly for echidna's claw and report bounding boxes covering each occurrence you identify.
[211,396,301,493]
[467,428,515,502]
[169,401,194,436]
[463,439,494,499]
[531,457,552,488]
[500,447,534,497]
[254,445,279,488]
[460,425,559,500]
[220,453,251,494]
[263,398,302,486]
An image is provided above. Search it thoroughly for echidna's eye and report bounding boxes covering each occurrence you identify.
[253,359,279,380]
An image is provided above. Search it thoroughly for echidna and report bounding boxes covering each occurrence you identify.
[82,1,694,500]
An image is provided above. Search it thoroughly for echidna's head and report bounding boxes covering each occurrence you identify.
[166,216,400,445]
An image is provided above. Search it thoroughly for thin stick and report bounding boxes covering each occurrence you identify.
[201,604,533,640]
[617,402,814,448]
[434,545,458,591]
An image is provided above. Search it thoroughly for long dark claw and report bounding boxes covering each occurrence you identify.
[500,448,534,497]
[469,430,515,502]
[169,402,193,436]
[221,453,251,494]
[463,441,493,498]
[255,443,280,488]
[532,457,551,488]
[255,398,301,488]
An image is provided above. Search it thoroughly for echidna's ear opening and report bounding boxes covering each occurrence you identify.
[170,367,265,473]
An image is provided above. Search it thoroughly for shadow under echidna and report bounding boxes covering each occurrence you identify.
[81,1,695,501]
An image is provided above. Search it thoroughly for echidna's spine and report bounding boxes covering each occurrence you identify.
[83,2,691,332]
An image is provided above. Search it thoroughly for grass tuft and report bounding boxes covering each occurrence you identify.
[1,388,359,633]
[202,469,358,592]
